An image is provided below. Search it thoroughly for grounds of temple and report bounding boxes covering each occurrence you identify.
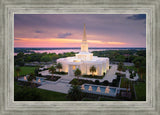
[15,25,146,101]
[57,24,109,76]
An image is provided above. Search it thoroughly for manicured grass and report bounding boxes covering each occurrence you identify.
[14,66,37,77]
[14,82,68,101]
[32,88,68,101]
[134,82,146,101]
[120,77,129,88]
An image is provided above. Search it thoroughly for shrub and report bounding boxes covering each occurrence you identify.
[102,80,109,86]
[82,74,104,79]
[95,80,100,85]
[69,78,94,85]
[71,79,79,86]
[67,85,83,101]
[38,74,42,77]
[54,71,68,75]
[112,79,118,86]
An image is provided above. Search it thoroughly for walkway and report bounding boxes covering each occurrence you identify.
[101,64,117,82]
[125,70,139,81]
[38,78,71,94]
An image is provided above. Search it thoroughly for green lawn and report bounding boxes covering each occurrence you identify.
[14,66,37,77]
[120,77,146,101]
[14,82,68,101]
[33,88,68,101]
[134,82,146,101]
[120,77,129,88]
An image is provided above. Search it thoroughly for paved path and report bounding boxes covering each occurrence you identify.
[38,78,71,94]
[125,70,139,81]
[101,64,117,82]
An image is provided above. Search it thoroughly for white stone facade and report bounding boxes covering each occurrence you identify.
[56,24,109,76]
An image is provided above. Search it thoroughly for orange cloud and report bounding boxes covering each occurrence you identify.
[15,38,105,44]
[14,37,128,47]
[107,42,126,45]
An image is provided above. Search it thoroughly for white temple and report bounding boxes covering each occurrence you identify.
[57,24,109,76]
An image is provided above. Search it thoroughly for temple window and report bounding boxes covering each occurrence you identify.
[72,65,76,70]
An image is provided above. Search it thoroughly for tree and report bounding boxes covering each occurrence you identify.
[129,69,133,79]
[139,67,145,80]
[134,61,140,72]
[34,68,39,76]
[71,79,79,86]
[90,66,96,76]
[27,73,36,87]
[133,71,136,77]
[48,66,56,80]
[67,85,83,101]
[15,66,21,80]
[40,55,51,62]
[74,68,81,80]
[56,63,62,72]
[118,62,124,73]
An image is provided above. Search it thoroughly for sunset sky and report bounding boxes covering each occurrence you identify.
[14,14,146,48]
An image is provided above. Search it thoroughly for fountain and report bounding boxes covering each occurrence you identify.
[24,76,27,80]
[88,86,92,91]
[96,86,101,92]
[105,86,110,93]
[38,78,41,83]
[81,85,85,90]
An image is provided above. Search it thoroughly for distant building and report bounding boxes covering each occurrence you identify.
[57,24,109,76]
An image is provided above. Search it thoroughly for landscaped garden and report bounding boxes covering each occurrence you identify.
[70,77,121,87]
[45,75,61,81]
[82,74,104,79]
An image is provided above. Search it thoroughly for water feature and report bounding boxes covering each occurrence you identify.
[34,77,46,84]
[19,76,46,84]
[88,86,93,91]
[81,85,85,90]
[81,84,117,97]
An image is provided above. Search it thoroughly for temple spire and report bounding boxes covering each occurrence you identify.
[83,24,87,41]
[81,24,88,52]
